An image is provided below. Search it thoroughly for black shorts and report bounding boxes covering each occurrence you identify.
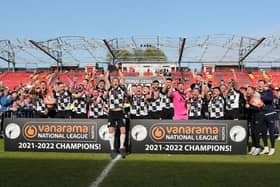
[161,108,174,119]
[150,111,162,119]
[108,110,125,128]
[72,113,87,119]
[225,109,240,120]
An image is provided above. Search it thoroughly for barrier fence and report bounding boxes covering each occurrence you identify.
[4,118,247,154]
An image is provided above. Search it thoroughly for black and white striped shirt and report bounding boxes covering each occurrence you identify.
[72,93,87,114]
[108,86,125,110]
[33,95,46,114]
[226,88,240,111]
[130,95,149,116]
[54,91,72,111]
[208,96,225,119]
[188,97,203,117]
[89,97,105,118]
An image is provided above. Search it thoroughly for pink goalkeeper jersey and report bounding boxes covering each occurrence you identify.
[172,91,190,120]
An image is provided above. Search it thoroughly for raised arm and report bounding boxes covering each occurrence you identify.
[160,73,168,94]
[201,81,209,99]
[119,70,125,86]
[231,69,239,89]
[104,71,111,90]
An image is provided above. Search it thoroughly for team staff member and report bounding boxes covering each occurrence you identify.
[258,80,276,155]
[104,71,127,158]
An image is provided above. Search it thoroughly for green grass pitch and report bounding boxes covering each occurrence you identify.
[1,139,280,187]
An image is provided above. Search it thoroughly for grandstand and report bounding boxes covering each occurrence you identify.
[1,34,280,89]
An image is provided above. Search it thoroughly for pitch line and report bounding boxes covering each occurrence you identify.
[90,155,121,187]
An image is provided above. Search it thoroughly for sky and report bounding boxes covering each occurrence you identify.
[1,0,280,40]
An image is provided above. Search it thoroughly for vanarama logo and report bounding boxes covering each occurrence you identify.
[24,125,37,138]
[151,126,165,140]
[23,123,91,141]
[150,124,226,143]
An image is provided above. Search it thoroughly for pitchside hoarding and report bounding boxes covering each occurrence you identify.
[4,118,111,153]
[4,119,247,154]
[130,120,247,154]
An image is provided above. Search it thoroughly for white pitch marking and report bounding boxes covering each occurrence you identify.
[90,155,121,187]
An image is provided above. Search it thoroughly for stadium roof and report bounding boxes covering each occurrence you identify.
[1,34,280,69]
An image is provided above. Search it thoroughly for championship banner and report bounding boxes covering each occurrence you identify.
[4,118,111,153]
[130,120,247,154]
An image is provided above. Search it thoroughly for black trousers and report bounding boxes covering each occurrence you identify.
[263,114,276,148]
[251,111,265,148]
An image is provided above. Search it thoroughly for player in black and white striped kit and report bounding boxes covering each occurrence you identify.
[148,80,163,119]
[208,87,225,119]
[225,83,241,120]
[72,84,88,119]
[88,89,108,119]
[33,86,47,118]
[161,77,174,119]
[188,88,204,119]
[129,85,149,119]
[224,70,243,120]
[104,71,127,158]
[53,82,73,118]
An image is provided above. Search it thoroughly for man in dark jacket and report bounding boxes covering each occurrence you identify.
[246,86,265,156]
[258,80,276,156]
